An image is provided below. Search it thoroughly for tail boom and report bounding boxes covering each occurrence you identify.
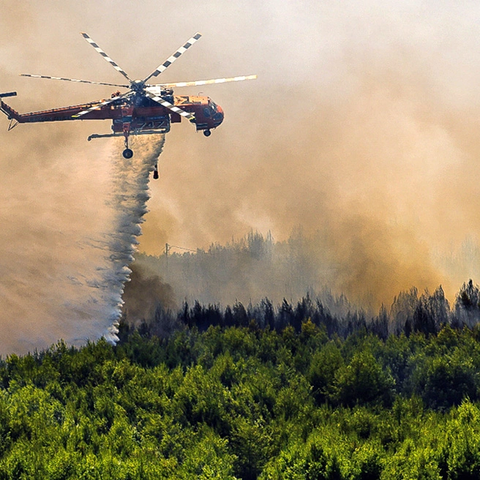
[0,96,109,124]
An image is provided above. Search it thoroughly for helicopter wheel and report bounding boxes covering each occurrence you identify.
[203,129,211,137]
[123,148,133,159]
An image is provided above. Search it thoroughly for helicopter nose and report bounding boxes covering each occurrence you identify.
[213,105,224,126]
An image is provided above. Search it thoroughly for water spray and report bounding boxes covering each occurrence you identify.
[100,135,166,341]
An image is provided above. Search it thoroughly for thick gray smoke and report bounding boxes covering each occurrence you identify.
[121,262,176,327]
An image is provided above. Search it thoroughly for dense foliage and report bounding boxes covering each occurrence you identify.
[2,314,480,478]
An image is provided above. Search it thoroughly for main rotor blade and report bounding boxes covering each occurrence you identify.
[81,32,131,81]
[144,91,195,122]
[150,74,257,89]
[20,73,128,88]
[143,32,202,83]
[72,92,131,118]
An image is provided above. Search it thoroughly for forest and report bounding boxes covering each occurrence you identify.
[2,279,480,478]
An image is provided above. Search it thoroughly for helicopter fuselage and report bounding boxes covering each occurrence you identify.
[0,94,224,134]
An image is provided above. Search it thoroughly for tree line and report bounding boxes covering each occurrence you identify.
[123,278,480,341]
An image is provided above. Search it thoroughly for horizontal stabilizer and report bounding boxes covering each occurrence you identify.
[0,92,17,98]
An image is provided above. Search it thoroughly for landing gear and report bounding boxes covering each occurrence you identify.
[123,148,133,159]
[153,163,159,180]
[203,129,211,137]
[123,122,133,158]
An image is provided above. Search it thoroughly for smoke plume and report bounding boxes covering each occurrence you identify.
[121,263,175,327]
[2,1,480,351]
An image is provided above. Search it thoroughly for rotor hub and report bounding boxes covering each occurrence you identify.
[131,80,145,92]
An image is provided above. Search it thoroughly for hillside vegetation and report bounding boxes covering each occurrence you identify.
[3,289,480,478]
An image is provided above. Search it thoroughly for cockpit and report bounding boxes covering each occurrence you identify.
[205,99,224,126]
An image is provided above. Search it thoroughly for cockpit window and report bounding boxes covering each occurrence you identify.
[209,101,218,112]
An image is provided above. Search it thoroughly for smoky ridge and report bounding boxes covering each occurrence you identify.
[124,230,480,336]
[121,244,480,339]
[133,230,444,310]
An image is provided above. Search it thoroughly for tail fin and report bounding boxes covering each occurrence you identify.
[0,92,23,124]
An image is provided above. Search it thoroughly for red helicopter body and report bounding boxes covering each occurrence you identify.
[0,32,255,168]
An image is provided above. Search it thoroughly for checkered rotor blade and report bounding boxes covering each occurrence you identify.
[72,92,131,119]
[156,74,257,89]
[143,33,202,83]
[144,90,195,122]
[20,73,128,88]
[81,32,132,82]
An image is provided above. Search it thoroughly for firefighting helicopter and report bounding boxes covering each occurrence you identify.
[0,32,256,177]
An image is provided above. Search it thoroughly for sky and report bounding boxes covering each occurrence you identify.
[2,0,480,352]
